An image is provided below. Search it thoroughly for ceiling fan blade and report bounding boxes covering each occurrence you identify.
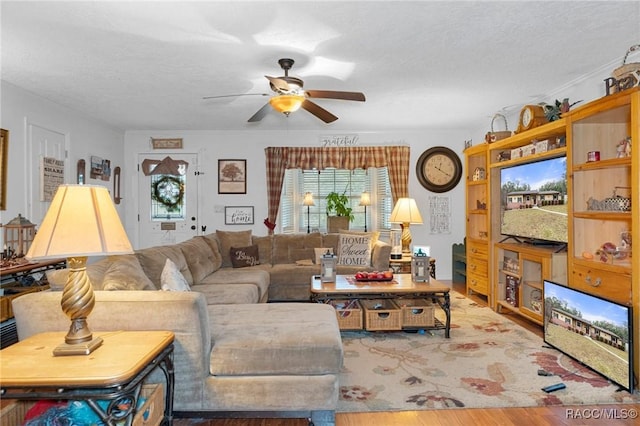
[305,90,366,102]
[203,93,269,100]
[265,75,290,92]
[248,102,272,122]
[301,100,338,123]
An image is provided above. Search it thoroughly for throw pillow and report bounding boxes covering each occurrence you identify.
[337,233,371,267]
[160,258,191,291]
[230,244,260,268]
[216,230,252,267]
[102,255,156,291]
[314,247,334,264]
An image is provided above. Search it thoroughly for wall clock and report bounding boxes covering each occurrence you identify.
[515,105,548,133]
[416,146,463,193]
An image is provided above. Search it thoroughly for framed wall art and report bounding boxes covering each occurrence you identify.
[151,138,183,149]
[218,159,246,194]
[0,129,8,210]
[225,206,254,225]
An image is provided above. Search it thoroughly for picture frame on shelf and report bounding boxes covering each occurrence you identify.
[225,206,254,225]
[218,159,246,194]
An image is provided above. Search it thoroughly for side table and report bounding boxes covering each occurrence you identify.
[389,256,436,278]
[0,330,174,425]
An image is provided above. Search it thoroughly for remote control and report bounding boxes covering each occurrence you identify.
[537,369,554,376]
[541,383,566,393]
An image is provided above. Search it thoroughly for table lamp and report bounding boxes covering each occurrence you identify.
[303,192,315,233]
[26,184,134,356]
[359,191,371,232]
[389,198,423,255]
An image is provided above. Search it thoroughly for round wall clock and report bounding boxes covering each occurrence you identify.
[416,146,463,193]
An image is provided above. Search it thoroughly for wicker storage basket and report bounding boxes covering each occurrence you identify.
[0,384,164,426]
[361,299,402,331]
[485,114,512,143]
[397,298,435,327]
[329,299,363,330]
[611,44,640,93]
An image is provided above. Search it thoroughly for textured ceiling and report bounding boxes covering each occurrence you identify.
[1,1,639,132]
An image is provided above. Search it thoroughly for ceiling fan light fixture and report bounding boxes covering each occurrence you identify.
[269,94,305,115]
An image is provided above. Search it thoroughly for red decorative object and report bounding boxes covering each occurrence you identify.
[263,218,276,232]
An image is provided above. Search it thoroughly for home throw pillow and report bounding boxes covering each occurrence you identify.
[230,244,260,268]
[337,233,371,267]
[160,258,191,291]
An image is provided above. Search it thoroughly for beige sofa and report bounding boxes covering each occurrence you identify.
[13,230,390,424]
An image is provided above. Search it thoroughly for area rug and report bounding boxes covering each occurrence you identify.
[337,291,638,412]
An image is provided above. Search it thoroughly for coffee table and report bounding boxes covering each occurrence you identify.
[311,274,450,337]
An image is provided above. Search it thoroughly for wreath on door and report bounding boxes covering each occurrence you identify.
[152,175,184,211]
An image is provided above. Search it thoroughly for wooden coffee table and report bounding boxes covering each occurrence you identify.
[311,274,451,337]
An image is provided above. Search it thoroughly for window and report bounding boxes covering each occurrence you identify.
[280,167,392,233]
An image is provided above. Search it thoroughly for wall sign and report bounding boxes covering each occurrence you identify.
[151,138,183,149]
[319,134,359,147]
[40,156,64,202]
[225,206,254,225]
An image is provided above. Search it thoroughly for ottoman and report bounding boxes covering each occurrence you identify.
[203,302,343,425]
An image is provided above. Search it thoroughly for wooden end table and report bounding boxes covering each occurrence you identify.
[311,274,451,337]
[0,330,174,425]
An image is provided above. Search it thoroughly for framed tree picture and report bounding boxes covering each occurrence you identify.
[218,159,246,194]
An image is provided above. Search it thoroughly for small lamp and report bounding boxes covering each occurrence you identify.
[26,184,133,356]
[269,94,305,116]
[359,191,371,232]
[303,192,315,234]
[390,198,423,255]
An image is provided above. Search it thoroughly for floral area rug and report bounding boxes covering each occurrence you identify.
[337,291,638,412]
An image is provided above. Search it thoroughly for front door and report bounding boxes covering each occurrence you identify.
[137,153,199,249]
[27,122,68,224]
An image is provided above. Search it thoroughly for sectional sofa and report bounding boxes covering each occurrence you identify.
[11,230,391,424]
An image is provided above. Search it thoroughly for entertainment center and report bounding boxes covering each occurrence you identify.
[464,87,639,391]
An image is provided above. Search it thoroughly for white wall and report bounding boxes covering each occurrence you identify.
[124,129,470,279]
[0,81,125,246]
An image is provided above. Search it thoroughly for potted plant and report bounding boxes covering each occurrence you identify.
[326,191,354,232]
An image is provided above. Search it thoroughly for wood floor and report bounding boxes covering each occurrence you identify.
[175,281,639,426]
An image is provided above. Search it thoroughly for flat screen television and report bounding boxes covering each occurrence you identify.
[500,156,567,244]
[543,280,635,392]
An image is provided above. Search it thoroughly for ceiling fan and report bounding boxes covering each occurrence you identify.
[204,58,366,123]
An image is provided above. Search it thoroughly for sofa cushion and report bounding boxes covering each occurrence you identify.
[252,235,272,265]
[208,303,343,376]
[216,230,252,267]
[336,233,372,267]
[161,258,191,292]
[288,247,314,263]
[46,258,111,291]
[201,268,270,303]
[272,232,322,264]
[136,245,193,288]
[191,283,259,305]
[178,237,219,282]
[200,233,223,271]
[102,254,156,291]
[230,244,260,268]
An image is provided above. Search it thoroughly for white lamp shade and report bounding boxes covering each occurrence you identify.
[303,192,315,206]
[26,184,133,260]
[359,191,371,206]
[390,198,423,224]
